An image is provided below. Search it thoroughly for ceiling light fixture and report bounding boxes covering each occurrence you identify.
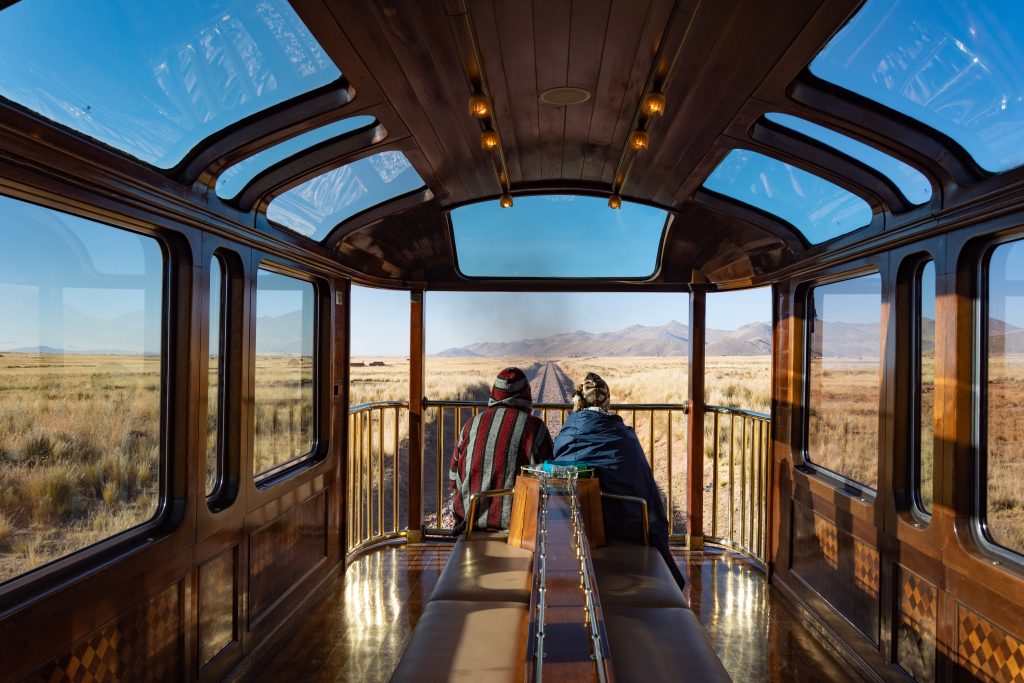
[468,93,490,118]
[608,194,622,209]
[630,130,650,152]
[481,130,501,150]
[642,91,666,117]
[453,4,513,202]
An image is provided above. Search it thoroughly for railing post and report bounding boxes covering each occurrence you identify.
[407,290,425,542]
[687,285,707,549]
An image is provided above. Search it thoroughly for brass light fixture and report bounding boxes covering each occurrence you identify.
[468,93,490,118]
[500,192,513,208]
[630,130,650,152]
[642,91,666,117]
[481,129,501,150]
[608,194,622,209]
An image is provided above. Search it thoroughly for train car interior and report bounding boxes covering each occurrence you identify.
[1,0,1024,681]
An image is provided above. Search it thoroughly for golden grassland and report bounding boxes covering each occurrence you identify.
[0,353,160,582]
[3,349,1022,582]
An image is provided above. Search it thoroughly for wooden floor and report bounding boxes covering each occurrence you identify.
[238,542,854,682]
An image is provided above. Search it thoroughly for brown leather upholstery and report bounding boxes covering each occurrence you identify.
[389,600,528,683]
[604,606,731,682]
[429,537,534,603]
[591,541,688,608]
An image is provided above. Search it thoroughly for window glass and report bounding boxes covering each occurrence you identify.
[703,149,873,244]
[266,151,424,240]
[450,195,668,278]
[0,194,163,584]
[810,0,1024,174]
[806,273,882,489]
[917,261,936,513]
[206,257,224,497]
[215,116,376,201]
[254,268,315,477]
[0,0,340,169]
[985,241,1024,555]
[764,113,932,206]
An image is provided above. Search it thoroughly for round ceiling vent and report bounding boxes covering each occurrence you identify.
[539,86,592,106]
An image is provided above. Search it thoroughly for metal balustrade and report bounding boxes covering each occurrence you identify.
[346,401,408,556]
[346,399,771,566]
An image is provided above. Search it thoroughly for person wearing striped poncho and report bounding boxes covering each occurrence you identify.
[449,367,554,533]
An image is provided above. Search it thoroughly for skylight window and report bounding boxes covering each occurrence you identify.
[702,149,872,244]
[266,151,424,240]
[0,0,340,169]
[215,116,376,200]
[764,113,933,206]
[810,0,1024,174]
[450,195,667,278]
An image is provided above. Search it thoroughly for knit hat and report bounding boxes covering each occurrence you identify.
[572,372,611,412]
[488,367,533,409]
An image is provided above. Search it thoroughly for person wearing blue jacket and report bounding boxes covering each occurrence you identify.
[553,372,686,590]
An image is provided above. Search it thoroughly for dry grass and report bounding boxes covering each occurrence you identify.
[986,355,1024,553]
[253,355,314,476]
[0,353,160,582]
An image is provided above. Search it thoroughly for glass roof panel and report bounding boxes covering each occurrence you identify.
[266,151,424,240]
[216,115,375,200]
[810,0,1024,173]
[451,195,667,278]
[765,113,933,205]
[702,149,873,244]
[0,0,340,169]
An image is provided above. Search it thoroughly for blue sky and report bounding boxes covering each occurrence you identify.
[351,286,772,356]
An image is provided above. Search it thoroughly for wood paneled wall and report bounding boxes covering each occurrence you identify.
[0,134,352,681]
[770,212,1024,683]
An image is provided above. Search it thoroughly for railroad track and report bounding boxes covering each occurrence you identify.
[529,361,574,435]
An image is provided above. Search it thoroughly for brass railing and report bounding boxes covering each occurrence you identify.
[421,400,690,538]
[346,401,408,556]
[345,399,771,566]
[704,404,771,566]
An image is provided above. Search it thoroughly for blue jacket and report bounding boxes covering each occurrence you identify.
[552,409,669,545]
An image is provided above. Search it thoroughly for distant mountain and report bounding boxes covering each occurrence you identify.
[434,320,774,357]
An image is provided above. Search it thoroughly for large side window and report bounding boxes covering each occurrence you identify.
[0,194,164,585]
[254,267,316,479]
[206,256,225,498]
[806,273,882,489]
[984,241,1024,556]
[916,261,936,514]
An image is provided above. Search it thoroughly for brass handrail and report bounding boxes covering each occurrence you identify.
[465,488,515,539]
[600,492,649,545]
[345,399,772,568]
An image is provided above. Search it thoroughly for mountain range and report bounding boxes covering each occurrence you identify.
[434,320,775,357]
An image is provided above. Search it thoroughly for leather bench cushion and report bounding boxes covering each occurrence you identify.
[429,537,534,603]
[389,600,528,683]
[590,541,688,608]
[604,606,731,682]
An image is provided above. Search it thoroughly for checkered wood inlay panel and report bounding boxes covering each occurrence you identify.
[958,604,1024,683]
[895,566,936,682]
[853,539,879,599]
[21,582,181,683]
[814,513,839,570]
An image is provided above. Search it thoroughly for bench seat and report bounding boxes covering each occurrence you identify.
[604,606,731,682]
[429,535,534,603]
[590,541,689,609]
[389,600,528,683]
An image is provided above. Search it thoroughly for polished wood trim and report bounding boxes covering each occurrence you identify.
[407,290,426,539]
[687,286,706,548]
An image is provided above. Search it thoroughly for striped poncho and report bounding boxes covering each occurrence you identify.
[448,367,553,530]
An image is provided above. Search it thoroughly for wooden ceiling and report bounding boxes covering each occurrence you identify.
[293,0,888,290]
